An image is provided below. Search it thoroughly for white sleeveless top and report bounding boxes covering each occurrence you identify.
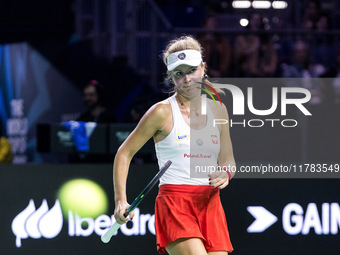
[155,95,220,186]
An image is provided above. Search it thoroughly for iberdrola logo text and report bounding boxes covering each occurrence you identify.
[11,199,155,248]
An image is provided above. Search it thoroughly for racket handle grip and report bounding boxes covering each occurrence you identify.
[101,221,122,243]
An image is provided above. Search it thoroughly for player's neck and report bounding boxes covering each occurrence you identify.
[175,93,201,109]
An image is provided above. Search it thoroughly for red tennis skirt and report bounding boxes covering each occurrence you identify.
[155,184,233,254]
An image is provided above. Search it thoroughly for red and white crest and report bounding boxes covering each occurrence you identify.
[211,135,218,144]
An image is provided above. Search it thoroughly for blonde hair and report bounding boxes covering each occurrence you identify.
[162,35,224,95]
[163,35,203,66]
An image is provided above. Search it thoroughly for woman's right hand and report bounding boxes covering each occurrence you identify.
[114,201,134,224]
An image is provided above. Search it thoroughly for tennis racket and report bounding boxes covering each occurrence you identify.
[101,160,172,243]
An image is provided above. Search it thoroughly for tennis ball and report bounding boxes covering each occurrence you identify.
[57,179,108,219]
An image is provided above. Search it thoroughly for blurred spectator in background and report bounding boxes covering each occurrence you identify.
[77,80,116,123]
[235,12,278,77]
[105,55,144,122]
[321,46,340,105]
[311,12,335,68]
[281,40,325,104]
[197,15,232,77]
[281,40,326,78]
[70,80,116,163]
[301,0,322,31]
[128,97,150,123]
[0,119,13,163]
[156,0,206,28]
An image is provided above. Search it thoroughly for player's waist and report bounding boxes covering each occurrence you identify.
[158,184,218,195]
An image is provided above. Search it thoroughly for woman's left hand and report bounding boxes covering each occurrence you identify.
[208,171,230,190]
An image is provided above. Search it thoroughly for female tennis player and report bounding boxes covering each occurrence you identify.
[113,35,235,255]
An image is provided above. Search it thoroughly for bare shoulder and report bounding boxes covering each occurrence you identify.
[154,98,171,112]
[141,98,173,138]
[149,99,171,117]
[142,98,172,124]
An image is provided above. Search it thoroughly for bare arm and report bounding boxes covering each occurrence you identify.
[114,103,169,223]
[209,102,236,189]
[218,104,236,177]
